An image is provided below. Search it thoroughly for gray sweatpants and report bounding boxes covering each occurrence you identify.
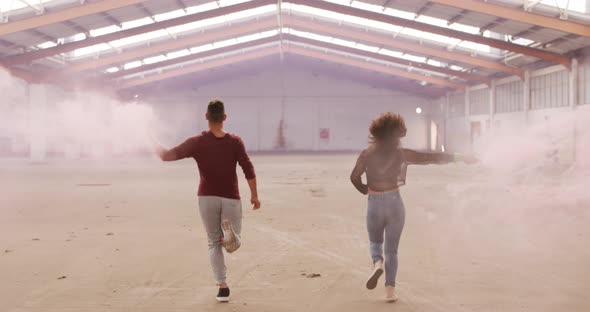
[198,196,242,285]
[367,191,405,287]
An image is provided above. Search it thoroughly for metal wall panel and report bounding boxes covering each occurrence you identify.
[469,88,490,115]
[584,63,590,105]
[495,80,523,113]
[449,92,465,117]
[530,70,569,109]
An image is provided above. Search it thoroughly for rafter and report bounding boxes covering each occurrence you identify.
[117,47,278,89]
[104,32,482,87]
[0,0,148,36]
[284,34,490,84]
[2,0,274,65]
[105,36,278,79]
[57,18,277,74]
[115,44,448,97]
[285,44,465,90]
[427,0,590,38]
[290,0,571,68]
[284,16,524,78]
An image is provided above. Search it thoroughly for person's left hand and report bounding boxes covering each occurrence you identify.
[251,197,261,210]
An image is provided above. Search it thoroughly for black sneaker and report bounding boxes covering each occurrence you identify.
[216,287,230,302]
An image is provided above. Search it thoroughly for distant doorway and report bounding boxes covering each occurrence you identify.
[430,121,438,151]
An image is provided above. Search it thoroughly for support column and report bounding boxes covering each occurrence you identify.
[570,59,578,162]
[523,70,531,125]
[29,84,47,162]
[443,93,450,151]
[490,79,496,131]
[465,88,471,151]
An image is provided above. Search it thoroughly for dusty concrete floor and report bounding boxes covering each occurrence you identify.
[1,154,589,312]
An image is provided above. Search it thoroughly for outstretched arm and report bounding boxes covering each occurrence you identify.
[402,148,476,165]
[151,135,194,162]
[154,143,179,161]
[350,151,369,195]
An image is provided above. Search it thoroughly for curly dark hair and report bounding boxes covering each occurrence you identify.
[369,112,407,147]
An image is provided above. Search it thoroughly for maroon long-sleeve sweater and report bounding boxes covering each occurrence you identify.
[169,131,256,199]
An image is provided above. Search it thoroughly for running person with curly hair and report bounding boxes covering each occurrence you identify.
[350,112,474,302]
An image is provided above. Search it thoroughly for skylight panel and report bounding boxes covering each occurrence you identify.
[90,25,121,37]
[354,43,380,53]
[449,23,479,34]
[540,0,585,13]
[143,55,167,64]
[167,4,276,35]
[0,1,28,13]
[416,15,448,28]
[512,37,535,46]
[71,33,87,42]
[124,61,143,70]
[186,2,220,14]
[427,59,443,67]
[37,41,57,49]
[378,49,404,58]
[167,50,192,59]
[105,67,120,73]
[110,30,169,47]
[400,28,448,46]
[154,9,186,22]
[382,8,416,20]
[331,37,357,48]
[400,54,427,63]
[322,0,349,5]
[122,17,154,29]
[458,41,489,52]
[218,0,251,7]
[213,38,239,48]
[72,43,111,57]
[191,44,216,54]
[349,1,385,13]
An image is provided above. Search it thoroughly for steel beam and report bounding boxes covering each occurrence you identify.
[291,0,571,68]
[2,0,274,65]
[284,16,524,78]
[0,0,148,36]
[428,0,590,38]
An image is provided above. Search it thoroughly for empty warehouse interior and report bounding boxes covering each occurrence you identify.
[1,0,590,311]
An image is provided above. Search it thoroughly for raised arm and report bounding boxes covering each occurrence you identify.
[402,148,476,165]
[350,151,369,195]
[236,138,260,210]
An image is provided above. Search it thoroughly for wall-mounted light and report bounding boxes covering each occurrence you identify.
[416,107,422,114]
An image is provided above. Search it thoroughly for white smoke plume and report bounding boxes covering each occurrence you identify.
[0,69,162,159]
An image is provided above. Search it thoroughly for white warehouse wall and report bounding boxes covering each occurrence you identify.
[442,56,590,163]
[147,66,434,152]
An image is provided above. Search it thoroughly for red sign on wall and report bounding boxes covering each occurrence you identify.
[319,128,330,140]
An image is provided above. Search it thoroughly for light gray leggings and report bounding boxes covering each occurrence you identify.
[198,196,242,285]
[367,191,405,287]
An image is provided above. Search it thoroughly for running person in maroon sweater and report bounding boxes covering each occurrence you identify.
[153,100,260,303]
